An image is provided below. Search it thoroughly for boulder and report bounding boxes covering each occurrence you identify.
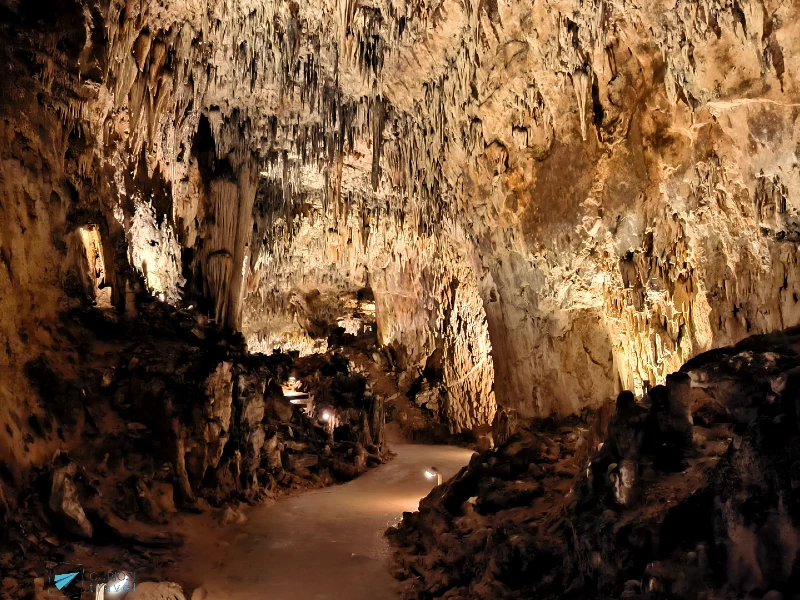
[293,454,319,469]
[265,394,294,422]
[262,434,283,470]
[476,434,494,452]
[328,459,361,481]
[218,505,247,526]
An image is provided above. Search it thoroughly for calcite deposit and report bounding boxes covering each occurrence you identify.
[2,0,799,450]
[1,0,800,595]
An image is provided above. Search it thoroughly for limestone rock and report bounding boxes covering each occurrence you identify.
[49,463,93,539]
[202,362,234,471]
[265,395,295,423]
[218,505,247,526]
[389,328,800,599]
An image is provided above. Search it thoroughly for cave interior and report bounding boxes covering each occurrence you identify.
[1,0,800,598]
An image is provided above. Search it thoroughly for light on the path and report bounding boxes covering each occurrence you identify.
[425,467,442,485]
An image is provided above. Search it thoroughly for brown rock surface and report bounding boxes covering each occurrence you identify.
[0,301,386,597]
[1,0,798,450]
[1,0,800,594]
[388,327,800,599]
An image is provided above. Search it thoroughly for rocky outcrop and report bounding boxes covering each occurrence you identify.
[388,326,800,599]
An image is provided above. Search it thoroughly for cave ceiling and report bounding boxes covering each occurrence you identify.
[1,0,799,430]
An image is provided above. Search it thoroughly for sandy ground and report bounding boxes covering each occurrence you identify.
[170,444,473,600]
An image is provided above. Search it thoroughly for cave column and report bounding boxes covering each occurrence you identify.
[227,165,257,331]
[202,163,257,330]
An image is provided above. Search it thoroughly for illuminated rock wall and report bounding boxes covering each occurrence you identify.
[0,0,799,468]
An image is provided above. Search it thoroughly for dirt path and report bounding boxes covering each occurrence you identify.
[170,444,473,600]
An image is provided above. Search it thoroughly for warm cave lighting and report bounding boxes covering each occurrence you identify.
[425,466,442,486]
[78,225,112,308]
[321,410,331,422]
[281,375,310,411]
[158,292,165,302]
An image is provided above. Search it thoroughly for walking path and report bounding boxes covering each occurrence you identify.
[171,444,473,600]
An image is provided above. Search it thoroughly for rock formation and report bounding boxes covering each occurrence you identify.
[2,0,799,448]
[1,0,800,595]
[388,326,800,599]
[0,297,387,597]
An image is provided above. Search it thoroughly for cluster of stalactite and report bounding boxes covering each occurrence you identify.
[241,169,497,432]
[2,0,799,452]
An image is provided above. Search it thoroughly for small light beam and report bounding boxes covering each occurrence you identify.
[425,466,442,486]
[101,572,132,598]
[321,411,331,422]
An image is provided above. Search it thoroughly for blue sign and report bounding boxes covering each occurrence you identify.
[54,573,79,591]
[47,563,136,599]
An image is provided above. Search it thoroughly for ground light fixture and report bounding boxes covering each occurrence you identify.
[107,572,132,594]
[94,572,133,599]
[425,466,442,486]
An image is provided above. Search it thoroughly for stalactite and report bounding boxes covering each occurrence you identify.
[572,69,590,141]
[4,0,793,433]
[204,180,239,324]
[371,95,385,191]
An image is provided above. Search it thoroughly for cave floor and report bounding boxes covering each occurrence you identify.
[169,444,474,600]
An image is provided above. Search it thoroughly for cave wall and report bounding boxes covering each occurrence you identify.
[458,0,800,414]
[1,0,799,468]
[370,0,800,417]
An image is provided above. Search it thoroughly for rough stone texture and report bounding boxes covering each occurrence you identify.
[0,298,387,598]
[1,0,800,468]
[388,326,800,599]
[49,463,94,539]
[125,581,186,600]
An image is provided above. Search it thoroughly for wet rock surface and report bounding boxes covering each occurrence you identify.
[388,327,800,600]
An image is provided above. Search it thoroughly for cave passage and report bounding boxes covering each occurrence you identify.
[167,445,473,600]
[2,1,800,599]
